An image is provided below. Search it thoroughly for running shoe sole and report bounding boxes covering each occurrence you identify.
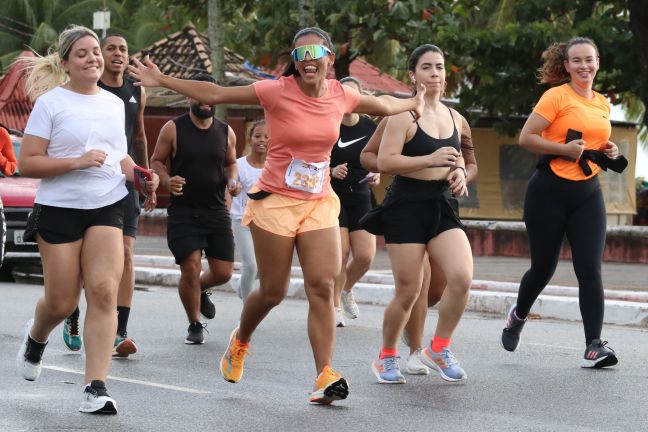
[371,362,406,384]
[581,354,618,368]
[113,339,138,357]
[309,377,349,405]
[79,399,117,415]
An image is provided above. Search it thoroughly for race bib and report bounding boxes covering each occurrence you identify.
[285,159,328,194]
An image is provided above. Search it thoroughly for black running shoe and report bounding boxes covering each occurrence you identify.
[185,321,206,344]
[501,305,527,352]
[200,291,216,320]
[581,339,618,368]
[79,380,117,414]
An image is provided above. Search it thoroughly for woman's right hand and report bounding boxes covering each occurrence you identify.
[128,56,164,88]
[426,147,459,167]
[76,149,107,169]
[331,163,348,180]
[562,139,585,161]
[167,175,186,196]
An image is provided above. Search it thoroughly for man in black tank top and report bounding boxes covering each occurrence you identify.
[151,73,240,344]
[63,34,151,358]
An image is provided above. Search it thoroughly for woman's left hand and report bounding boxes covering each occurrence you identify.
[602,141,619,159]
[228,180,242,197]
[367,173,381,188]
[411,83,427,121]
[448,168,468,197]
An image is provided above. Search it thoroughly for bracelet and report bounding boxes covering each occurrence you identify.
[454,166,467,177]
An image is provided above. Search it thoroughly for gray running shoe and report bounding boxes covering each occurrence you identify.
[501,304,527,352]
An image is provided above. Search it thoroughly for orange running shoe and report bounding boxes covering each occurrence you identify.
[309,366,349,405]
[219,327,249,383]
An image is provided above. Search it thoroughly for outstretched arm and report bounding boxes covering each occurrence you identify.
[128,57,260,106]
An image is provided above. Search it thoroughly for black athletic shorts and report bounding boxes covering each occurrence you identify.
[335,188,373,232]
[166,205,234,264]
[24,197,125,244]
[122,182,141,238]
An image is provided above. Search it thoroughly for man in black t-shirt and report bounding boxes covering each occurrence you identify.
[63,34,151,358]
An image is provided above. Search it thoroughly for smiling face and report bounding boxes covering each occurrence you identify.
[249,124,268,154]
[61,35,103,86]
[564,43,599,88]
[411,51,446,95]
[293,33,334,85]
[101,36,129,75]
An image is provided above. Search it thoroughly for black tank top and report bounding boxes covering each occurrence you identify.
[402,106,460,157]
[170,114,228,209]
[330,115,377,189]
[98,77,141,157]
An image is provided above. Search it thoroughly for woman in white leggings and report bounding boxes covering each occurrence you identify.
[230,120,267,299]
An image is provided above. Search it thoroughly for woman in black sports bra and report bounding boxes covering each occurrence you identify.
[363,44,472,384]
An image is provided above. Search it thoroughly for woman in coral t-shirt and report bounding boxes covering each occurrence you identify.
[501,37,623,369]
[129,26,425,405]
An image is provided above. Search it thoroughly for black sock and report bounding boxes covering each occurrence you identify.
[25,336,47,363]
[116,306,130,337]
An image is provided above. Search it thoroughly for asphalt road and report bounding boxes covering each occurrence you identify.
[2,281,648,431]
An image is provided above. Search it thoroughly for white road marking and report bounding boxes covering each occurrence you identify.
[43,365,212,394]
[526,342,580,351]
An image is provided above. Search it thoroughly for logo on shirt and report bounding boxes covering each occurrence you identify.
[129,96,137,103]
[337,136,366,148]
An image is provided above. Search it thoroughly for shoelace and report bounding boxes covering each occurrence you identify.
[67,317,80,336]
[439,349,459,367]
[190,322,209,334]
[229,344,249,367]
[383,356,400,372]
[595,340,615,353]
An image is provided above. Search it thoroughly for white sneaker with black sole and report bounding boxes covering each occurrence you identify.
[16,318,46,381]
[79,380,117,414]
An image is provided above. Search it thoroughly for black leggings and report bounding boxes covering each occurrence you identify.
[516,169,606,344]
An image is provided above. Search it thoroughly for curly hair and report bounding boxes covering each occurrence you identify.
[537,37,598,86]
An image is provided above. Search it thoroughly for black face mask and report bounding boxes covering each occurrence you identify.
[191,103,215,119]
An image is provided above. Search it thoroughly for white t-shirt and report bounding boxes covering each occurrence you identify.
[230,156,264,220]
[24,86,128,209]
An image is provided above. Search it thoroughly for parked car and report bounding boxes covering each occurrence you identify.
[0,130,41,281]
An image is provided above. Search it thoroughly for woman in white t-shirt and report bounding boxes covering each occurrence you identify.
[230,120,267,300]
[15,25,158,415]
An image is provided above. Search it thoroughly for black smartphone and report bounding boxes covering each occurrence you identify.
[564,129,583,161]
[565,128,583,143]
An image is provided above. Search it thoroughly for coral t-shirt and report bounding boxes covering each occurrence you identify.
[252,75,361,199]
[533,83,611,181]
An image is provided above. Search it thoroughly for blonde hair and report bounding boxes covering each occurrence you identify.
[19,25,100,100]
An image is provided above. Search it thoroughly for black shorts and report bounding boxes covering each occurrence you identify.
[382,197,464,244]
[122,182,141,238]
[166,206,234,264]
[336,188,372,232]
[24,198,125,244]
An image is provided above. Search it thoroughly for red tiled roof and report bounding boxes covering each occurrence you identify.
[0,51,35,132]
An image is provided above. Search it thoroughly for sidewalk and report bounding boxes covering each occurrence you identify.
[133,243,648,327]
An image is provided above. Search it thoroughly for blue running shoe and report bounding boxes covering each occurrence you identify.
[371,356,406,384]
[63,313,82,352]
[421,347,467,382]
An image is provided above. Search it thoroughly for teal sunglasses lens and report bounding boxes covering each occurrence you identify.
[291,45,330,61]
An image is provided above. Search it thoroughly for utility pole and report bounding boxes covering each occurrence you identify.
[208,0,226,121]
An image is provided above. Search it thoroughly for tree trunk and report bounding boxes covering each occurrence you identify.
[298,0,315,27]
[208,0,227,121]
[629,0,648,131]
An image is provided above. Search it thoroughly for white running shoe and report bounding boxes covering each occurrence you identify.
[16,319,45,381]
[335,308,346,328]
[79,380,117,414]
[405,349,430,375]
[341,291,360,319]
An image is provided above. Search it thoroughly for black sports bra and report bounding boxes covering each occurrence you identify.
[402,107,460,157]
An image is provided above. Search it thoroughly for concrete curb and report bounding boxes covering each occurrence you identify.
[134,255,648,328]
